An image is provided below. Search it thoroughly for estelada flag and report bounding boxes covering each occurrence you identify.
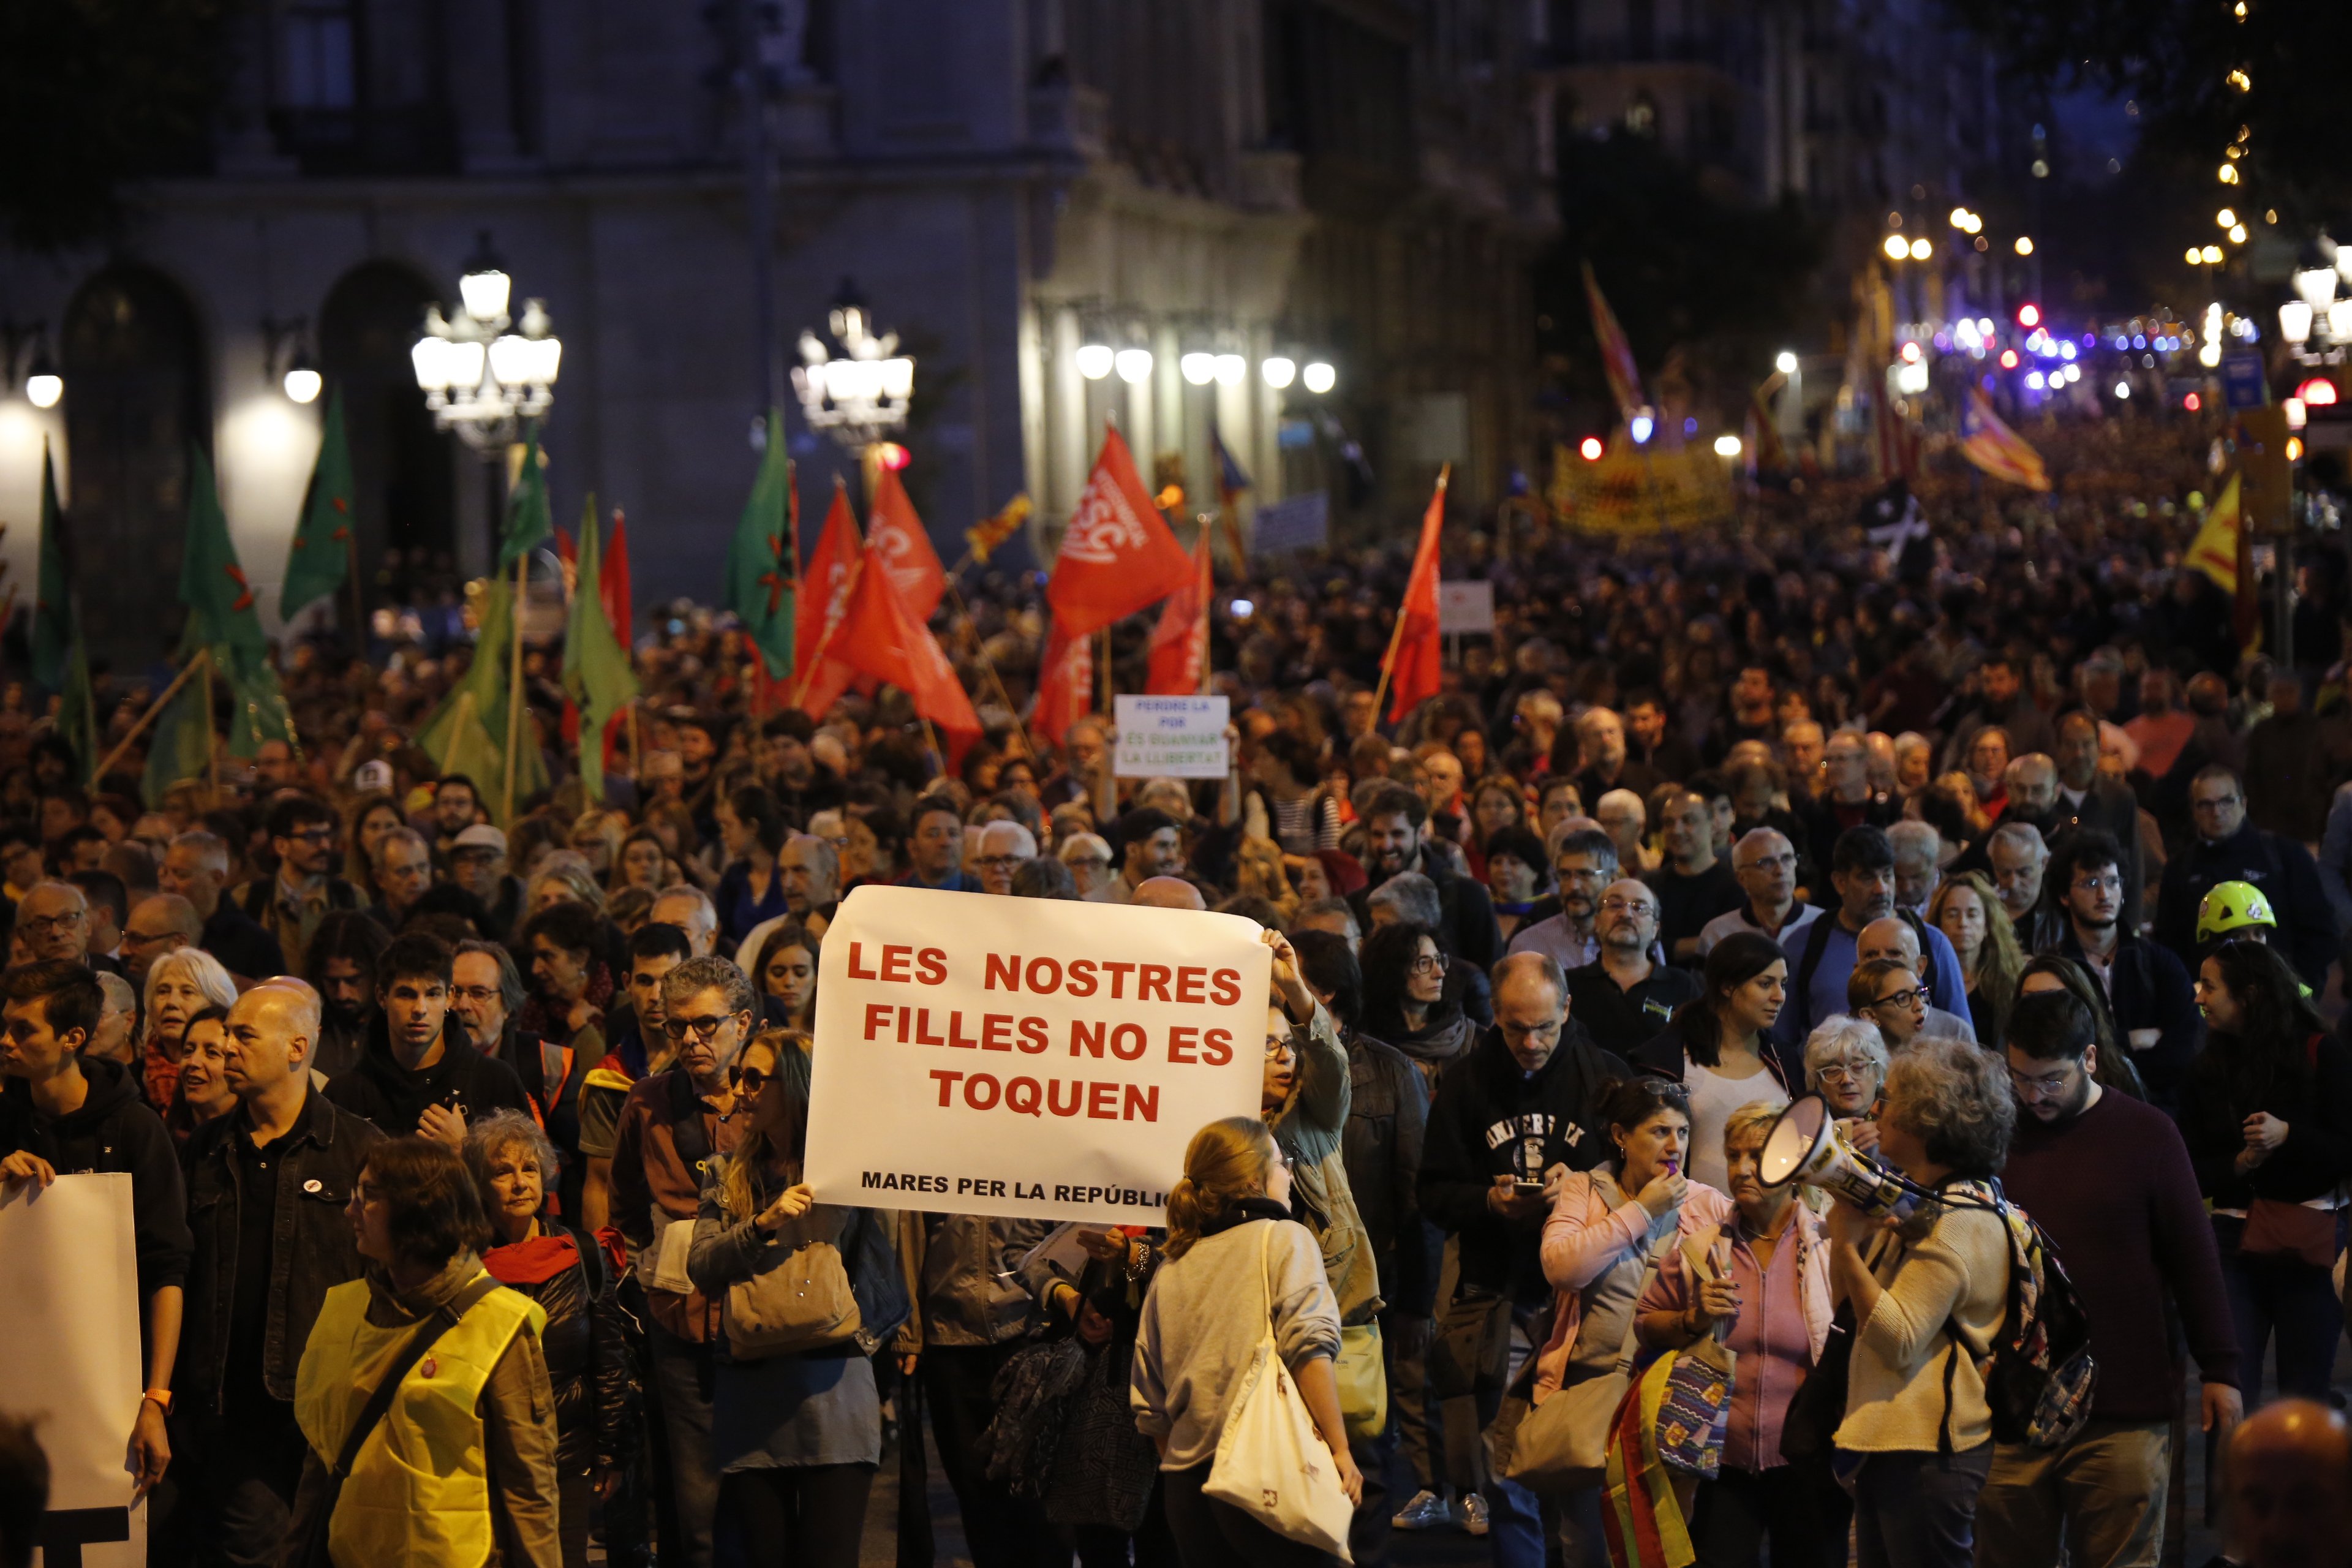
[1381,467,1449,723]
[1959,388,2051,491]
[794,480,864,689]
[1146,535,1212,695]
[2187,474,2261,652]
[1583,262,1647,424]
[796,538,981,757]
[1032,619,1094,748]
[1047,425,1194,638]
[866,465,947,624]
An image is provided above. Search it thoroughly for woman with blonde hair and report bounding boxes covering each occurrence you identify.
[1928,872,2022,1049]
[687,1028,907,1568]
[1131,1115,1360,1564]
[139,946,239,1113]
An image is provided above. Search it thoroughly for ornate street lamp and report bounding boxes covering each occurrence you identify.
[410,232,563,451]
[792,279,915,451]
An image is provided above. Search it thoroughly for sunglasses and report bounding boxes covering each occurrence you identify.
[729,1065,769,1093]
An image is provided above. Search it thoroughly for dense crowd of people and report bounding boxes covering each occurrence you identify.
[3,430,2352,1568]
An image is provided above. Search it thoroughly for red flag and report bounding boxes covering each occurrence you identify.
[1381,467,1448,724]
[1046,425,1194,638]
[1146,535,1212,695]
[1031,620,1094,748]
[793,480,864,696]
[796,536,981,756]
[603,511,633,648]
[865,466,947,624]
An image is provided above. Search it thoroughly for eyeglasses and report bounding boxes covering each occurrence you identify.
[451,986,501,1006]
[2007,1065,2076,1095]
[729,1065,769,1093]
[17,912,83,935]
[1741,853,1798,872]
[2191,795,2242,812]
[1265,1038,1297,1061]
[1066,856,1111,871]
[1815,1062,1875,1085]
[284,827,337,845]
[976,855,1029,871]
[123,928,183,948]
[2070,873,2121,894]
[1599,897,1657,917]
[1409,953,1447,976]
[1872,985,1931,1011]
[663,1012,734,1042]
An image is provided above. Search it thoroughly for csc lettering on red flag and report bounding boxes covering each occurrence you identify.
[1046,425,1194,638]
[803,886,1271,1224]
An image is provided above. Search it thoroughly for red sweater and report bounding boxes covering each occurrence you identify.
[2000,1088,2241,1420]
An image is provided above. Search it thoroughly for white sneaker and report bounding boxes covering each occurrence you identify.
[1391,1489,1453,1531]
[1460,1491,1491,1536]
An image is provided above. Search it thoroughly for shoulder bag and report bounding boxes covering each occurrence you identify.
[1498,1223,1676,1494]
[1651,1236,1736,1479]
[294,1275,503,1568]
[1200,1221,1356,1558]
[2241,1036,2343,1270]
[720,1202,863,1360]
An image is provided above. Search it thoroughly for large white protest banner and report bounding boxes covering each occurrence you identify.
[803,886,1271,1224]
[0,1174,145,1568]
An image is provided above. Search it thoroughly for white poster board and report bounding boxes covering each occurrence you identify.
[1438,580,1496,634]
[1112,695,1230,780]
[803,886,1271,1224]
[0,1174,145,1568]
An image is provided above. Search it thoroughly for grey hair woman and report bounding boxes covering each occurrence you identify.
[1824,1035,2016,1568]
[1804,1014,1891,1153]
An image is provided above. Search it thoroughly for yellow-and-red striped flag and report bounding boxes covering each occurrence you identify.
[1959,388,2051,491]
[1583,262,1648,423]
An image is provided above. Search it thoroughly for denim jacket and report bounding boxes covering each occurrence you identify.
[178,1090,385,1411]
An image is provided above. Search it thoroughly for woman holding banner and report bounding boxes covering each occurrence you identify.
[687,1028,909,1568]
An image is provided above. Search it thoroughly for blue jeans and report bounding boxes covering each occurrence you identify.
[1852,1444,1992,1568]
[648,1325,721,1568]
[2214,1214,2343,1402]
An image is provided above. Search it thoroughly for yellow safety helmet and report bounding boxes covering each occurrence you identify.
[2197,880,2276,943]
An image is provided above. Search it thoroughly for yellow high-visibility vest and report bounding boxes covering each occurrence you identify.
[295,1272,546,1568]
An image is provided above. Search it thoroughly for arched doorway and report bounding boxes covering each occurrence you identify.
[60,265,209,664]
[319,260,455,612]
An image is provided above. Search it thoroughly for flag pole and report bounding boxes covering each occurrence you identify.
[503,551,527,824]
[345,527,366,661]
[1370,464,1449,726]
[919,715,944,780]
[200,649,219,799]
[92,648,209,785]
[1097,628,1112,716]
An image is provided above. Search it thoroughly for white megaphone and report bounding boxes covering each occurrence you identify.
[1758,1095,1929,1223]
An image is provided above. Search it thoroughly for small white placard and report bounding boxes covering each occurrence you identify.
[1113,695,1231,779]
[1438,580,1496,633]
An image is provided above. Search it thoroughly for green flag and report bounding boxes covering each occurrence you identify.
[413,575,548,822]
[499,422,552,571]
[281,386,355,619]
[561,497,639,803]
[59,633,96,784]
[180,446,266,654]
[31,440,71,693]
[217,644,295,759]
[141,665,214,805]
[722,409,795,679]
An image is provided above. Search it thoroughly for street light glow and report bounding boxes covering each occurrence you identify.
[1179,352,1216,386]
[284,366,322,404]
[24,372,61,409]
[1580,435,1605,461]
[1261,356,1296,389]
[1909,238,1932,261]
[2015,236,2034,256]
[1713,434,1742,457]
[1076,343,1114,380]
[1775,350,1799,374]
[1114,347,1153,385]
[2216,208,2237,228]
[1301,361,1335,394]
[1883,235,1909,261]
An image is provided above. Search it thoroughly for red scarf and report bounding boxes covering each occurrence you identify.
[483,1232,580,1286]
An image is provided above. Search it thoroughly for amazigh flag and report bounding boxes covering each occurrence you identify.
[1046,424,1194,639]
[865,464,947,624]
[724,409,796,680]
[2187,474,2261,652]
[601,511,634,648]
[499,421,553,571]
[179,448,295,757]
[1380,467,1448,723]
[794,529,981,759]
[1959,388,2050,491]
[561,498,639,802]
[31,438,71,692]
[142,667,213,804]
[1031,620,1093,747]
[280,387,355,617]
[1145,535,1212,695]
[1583,262,1648,423]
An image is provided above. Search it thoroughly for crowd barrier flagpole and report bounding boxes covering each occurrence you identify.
[91,649,213,785]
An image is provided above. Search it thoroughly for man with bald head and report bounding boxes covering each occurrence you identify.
[2224,1399,2352,1568]
[1418,949,1617,1558]
[1566,879,1699,1057]
[1855,917,1977,1042]
[1131,875,1207,911]
[173,979,383,1566]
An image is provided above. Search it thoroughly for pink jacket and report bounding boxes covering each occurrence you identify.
[1532,1170,1734,1401]
[1640,1203,1835,1365]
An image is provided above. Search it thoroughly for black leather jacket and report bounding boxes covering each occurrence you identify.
[485,1221,636,1471]
[178,1089,384,1412]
